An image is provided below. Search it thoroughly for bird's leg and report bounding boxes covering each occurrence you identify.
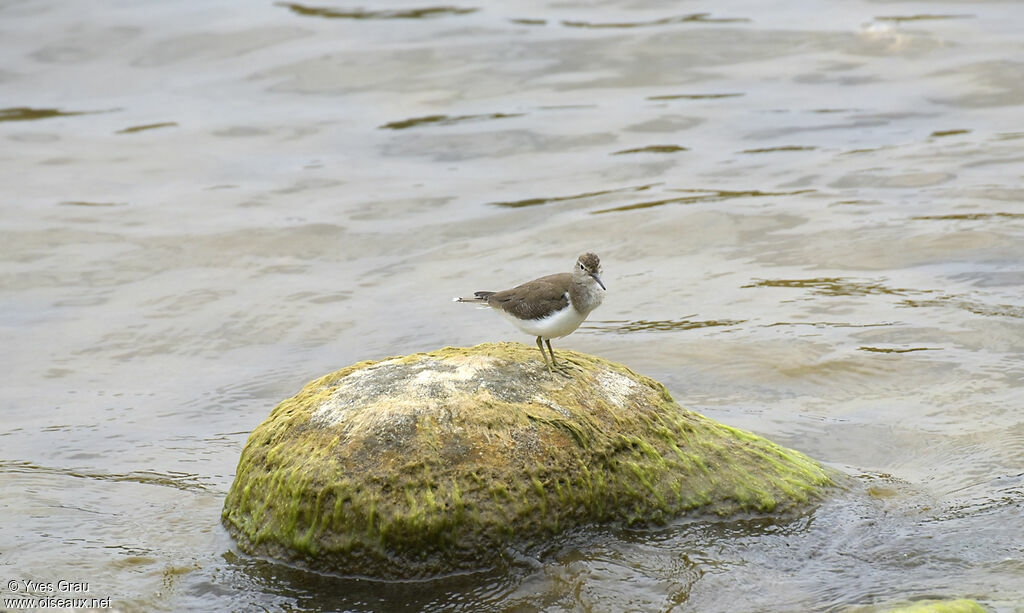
[545,339,573,376]
[536,336,554,374]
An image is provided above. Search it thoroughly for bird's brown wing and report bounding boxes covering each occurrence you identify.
[486,273,570,320]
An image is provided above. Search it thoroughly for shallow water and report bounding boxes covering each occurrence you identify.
[1,0,1022,611]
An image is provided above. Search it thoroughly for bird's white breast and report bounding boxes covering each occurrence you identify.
[497,293,587,339]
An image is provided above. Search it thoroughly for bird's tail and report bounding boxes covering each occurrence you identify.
[452,291,495,304]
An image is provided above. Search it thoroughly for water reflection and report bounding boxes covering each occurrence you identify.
[0,106,101,122]
[379,113,524,131]
[584,318,744,334]
[911,212,1024,220]
[741,277,923,297]
[561,14,749,28]
[611,145,689,155]
[488,183,658,208]
[874,14,974,23]
[900,297,1024,318]
[646,93,743,100]
[220,550,518,612]
[739,145,817,154]
[591,189,814,214]
[116,122,178,134]
[58,201,126,207]
[276,3,478,20]
[0,460,213,493]
[857,346,942,354]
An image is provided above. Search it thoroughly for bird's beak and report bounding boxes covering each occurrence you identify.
[591,273,606,290]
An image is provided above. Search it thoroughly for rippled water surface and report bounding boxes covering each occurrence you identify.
[2,0,1022,611]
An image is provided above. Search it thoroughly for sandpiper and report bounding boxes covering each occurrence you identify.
[455,253,606,374]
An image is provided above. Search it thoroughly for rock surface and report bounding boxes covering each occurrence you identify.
[222,342,834,577]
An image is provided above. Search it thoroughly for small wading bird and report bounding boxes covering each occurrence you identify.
[455,253,606,375]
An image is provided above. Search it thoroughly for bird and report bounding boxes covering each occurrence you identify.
[455,253,606,374]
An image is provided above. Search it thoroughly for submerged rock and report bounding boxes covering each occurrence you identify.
[222,342,833,577]
[884,600,988,613]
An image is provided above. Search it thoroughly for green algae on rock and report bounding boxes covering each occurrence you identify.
[221,342,833,577]
[883,599,988,613]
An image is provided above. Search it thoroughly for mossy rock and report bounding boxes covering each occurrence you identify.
[222,342,834,577]
[884,600,988,613]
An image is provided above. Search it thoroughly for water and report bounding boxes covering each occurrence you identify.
[1,0,1022,611]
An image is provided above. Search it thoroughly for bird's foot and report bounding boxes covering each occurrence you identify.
[547,359,576,378]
